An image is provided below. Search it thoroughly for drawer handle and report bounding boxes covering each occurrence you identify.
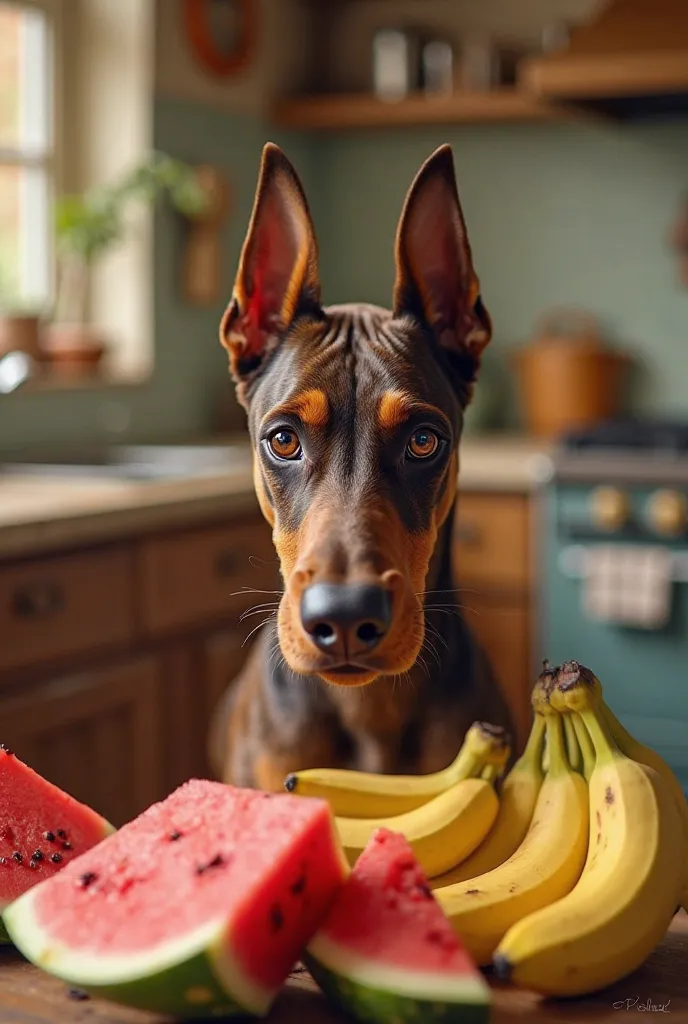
[214,549,238,578]
[12,581,65,619]
[454,522,482,546]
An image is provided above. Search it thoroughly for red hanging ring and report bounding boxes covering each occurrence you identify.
[182,0,258,78]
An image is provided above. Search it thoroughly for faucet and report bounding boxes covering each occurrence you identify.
[0,351,34,394]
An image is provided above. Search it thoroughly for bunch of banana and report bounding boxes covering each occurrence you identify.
[285,720,510,818]
[284,722,510,878]
[493,661,685,996]
[432,670,589,964]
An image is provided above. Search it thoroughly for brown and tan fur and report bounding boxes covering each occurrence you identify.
[209,143,513,789]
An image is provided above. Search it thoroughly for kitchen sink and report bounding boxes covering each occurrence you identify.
[0,444,252,482]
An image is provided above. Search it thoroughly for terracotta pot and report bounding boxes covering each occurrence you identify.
[0,314,41,358]
[41,324,107,380]
[512,309,629,440]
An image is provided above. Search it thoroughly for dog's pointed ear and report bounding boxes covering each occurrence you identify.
[220,143,320,393]
[392,144,491,383]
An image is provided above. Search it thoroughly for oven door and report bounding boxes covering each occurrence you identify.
[540,483,688,797]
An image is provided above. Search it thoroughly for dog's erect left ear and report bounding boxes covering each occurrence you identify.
[393,144,491,381]
[220,143,320,394]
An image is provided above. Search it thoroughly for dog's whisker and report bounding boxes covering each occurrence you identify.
[241,617,274,648]
[424,621,450,653]
[248,555,280,568]
[416,588,483,597]
[239,608,278,623]
[230,587,285,597]
[238,602,280,621]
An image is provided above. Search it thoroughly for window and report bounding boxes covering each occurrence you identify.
[0,0,52,307]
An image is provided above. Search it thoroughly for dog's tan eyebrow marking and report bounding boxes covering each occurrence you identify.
[270,388,329,429]
[377,391,447,432]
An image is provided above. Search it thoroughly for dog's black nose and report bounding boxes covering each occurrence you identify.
[300,583,391,660]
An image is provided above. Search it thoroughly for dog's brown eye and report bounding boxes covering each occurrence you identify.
[407,429,439,460]
[269,429,301,460]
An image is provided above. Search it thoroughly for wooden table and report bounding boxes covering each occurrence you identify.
[1,913,686,1023]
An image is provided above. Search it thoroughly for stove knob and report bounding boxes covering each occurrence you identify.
[647,489,687,537]
[590,486,629,531]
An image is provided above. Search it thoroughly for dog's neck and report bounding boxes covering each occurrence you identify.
[264,502,470,773]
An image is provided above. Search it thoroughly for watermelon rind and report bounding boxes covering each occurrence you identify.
[305,933,491,1024]
[0,915,9,945]
[2,886,272,1019]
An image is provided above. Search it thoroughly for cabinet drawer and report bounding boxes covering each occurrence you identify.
[453,494,530,590]
[0,548,135,674]
[140,519,280,634]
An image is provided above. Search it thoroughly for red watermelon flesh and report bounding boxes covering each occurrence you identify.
[306,828,491,1022]
[10,779,348,1006]
[0,747,112,918]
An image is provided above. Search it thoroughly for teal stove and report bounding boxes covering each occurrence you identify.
[540,420,688,796]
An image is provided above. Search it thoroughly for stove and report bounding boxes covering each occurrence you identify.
[539,418,688,794]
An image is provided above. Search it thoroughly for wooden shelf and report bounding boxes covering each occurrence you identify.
[521,49,688,100]
[272,89,582,131]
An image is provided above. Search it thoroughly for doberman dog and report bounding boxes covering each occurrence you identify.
[210,142,513,791]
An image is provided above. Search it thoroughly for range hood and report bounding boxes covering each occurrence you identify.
[520,0,688,117]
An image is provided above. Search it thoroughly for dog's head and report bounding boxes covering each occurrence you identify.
[221,143,491,687]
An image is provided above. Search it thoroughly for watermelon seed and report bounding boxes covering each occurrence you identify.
[11,851,22,863]
[42,831,56,842]
[270,904,284,932]
[169,830,183,841]
[195,853,225,875]
[50,853,62,864]
[418,883,433,899]
[290,875,306,895]
[29,859,37,869]
[61,841,72,851]
[0,857,7,866]
[78,872,98,888]
[32,850,43,861]
[57,830,67,839]
[0,744,13,756]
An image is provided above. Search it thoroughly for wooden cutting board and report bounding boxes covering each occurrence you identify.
[1,913,686,1023]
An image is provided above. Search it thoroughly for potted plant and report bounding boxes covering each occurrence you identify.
[0,271,44,361]
[44,152,207,378]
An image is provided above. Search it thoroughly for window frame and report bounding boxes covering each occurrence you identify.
[0,0,61,307]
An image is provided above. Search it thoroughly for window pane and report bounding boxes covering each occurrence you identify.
[0,162,50,304]
[0,2,51,154]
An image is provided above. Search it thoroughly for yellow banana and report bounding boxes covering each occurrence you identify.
[600,698,688,911]
[494,674,684,996]
[480,763,501,783]
[335,776,499,877]
[434,708,588,965]
[555,661,688,912]
[431,714,545,889]
[284,721,510,818]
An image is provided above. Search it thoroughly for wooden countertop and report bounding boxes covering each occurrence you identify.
[1,912,685,1022]
[0,435,549,560]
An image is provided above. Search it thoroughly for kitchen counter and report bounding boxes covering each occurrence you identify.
[0,912,686,1022]
[0,435,549,560]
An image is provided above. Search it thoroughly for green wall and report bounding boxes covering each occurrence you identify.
[2,99,688,454]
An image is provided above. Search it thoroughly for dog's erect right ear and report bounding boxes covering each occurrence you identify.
[220,143,320,397]
[393,144,491,386]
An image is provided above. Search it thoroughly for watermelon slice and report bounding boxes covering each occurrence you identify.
[305,828,491,1023]
[3,779,349,1019]
[0,746,113,944]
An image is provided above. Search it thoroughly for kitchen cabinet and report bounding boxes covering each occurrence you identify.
[0,657,162,827]
[453,494,534,752]
[0,514,279,824]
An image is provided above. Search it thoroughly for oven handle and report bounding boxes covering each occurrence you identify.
[558,544,688,582]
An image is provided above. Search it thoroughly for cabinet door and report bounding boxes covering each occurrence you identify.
[465,594,531,752]
[0,657,162,826]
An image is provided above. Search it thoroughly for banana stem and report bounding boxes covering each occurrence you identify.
[563,713,583,773]
[517,714,546,771]
[578,705,619,765]
[544,712,569,776]
[572,713,596,781]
